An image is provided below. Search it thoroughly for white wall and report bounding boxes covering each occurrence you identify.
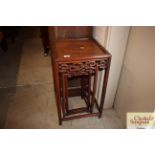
[93,26,109,103]
[93,26,130,109]
[93,26,108,46]
[114,27,155,126]
[104,27,130,108]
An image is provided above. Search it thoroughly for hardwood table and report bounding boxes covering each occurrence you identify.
[52,38,111,125]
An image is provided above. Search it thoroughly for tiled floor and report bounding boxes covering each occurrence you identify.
[0,27,124,129]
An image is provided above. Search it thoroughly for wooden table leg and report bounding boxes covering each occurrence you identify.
[90,66,98,113]
[81,75,91,110]
[62,73,67,117]
[62,74,69,116]
[65,76,69,113]
[87,74,91,109]
[53,62,62,125]
[81,76,85,98]
[99,58,111,118]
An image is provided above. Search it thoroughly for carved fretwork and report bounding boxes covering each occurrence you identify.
[59,59,108,77]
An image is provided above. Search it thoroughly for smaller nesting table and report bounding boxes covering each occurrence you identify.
[52,38,111,125]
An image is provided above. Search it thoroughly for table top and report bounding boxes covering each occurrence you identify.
[53,39,111,62]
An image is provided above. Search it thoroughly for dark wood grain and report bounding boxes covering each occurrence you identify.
[54,26,92,40]
[53,39,110,62]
